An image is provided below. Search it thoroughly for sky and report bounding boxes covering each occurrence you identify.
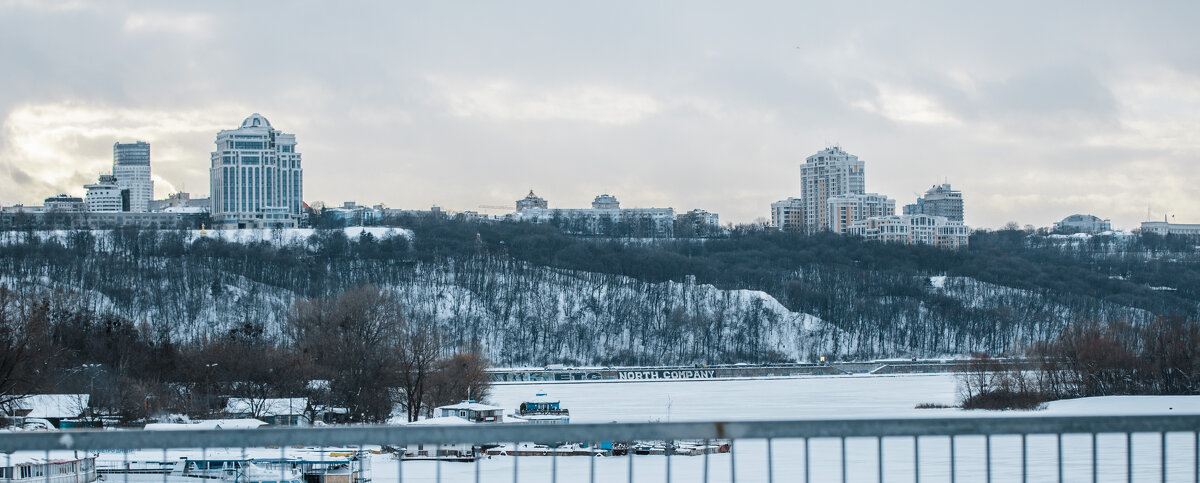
[1,1,1198,229]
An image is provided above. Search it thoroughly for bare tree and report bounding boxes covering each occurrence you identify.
[422,351,492,414]
[396,327,440,422]
[288,285,404,423]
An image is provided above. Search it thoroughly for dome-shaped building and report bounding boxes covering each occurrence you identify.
[210,114,303,229]
[1054,214,1111,234]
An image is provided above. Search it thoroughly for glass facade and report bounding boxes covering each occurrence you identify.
[209,114,302,228]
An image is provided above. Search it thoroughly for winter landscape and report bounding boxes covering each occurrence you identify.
[3,2,1200,482]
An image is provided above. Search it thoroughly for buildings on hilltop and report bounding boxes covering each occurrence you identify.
[43,194,84,212]
[84,174,129,212]
[772,146,970,248]
[1054,214,1112,234]
[903,183,963,222]
[113,141,154,212]
[508,191,719,238]
[209,114,304,229]
[1140,221,1200,236]
[847,214,970,249]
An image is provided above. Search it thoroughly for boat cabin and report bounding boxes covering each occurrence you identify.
[516,393,569,424]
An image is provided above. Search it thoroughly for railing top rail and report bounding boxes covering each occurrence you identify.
[2,414,1198,452]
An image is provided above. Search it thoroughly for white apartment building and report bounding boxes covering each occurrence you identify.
[510,194,676,237]
[1140,221,1200,236]
[84,174,129,212]
[209,114,303,229]
[800,146,865,233]
[826,193,895,234]
[848,214,970,249]
[770,197,804,232]
[112,141,153,212]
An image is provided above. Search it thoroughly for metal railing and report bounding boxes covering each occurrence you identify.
[2,414,1199,482]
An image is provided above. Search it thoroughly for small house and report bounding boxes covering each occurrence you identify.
[435,401,504,423]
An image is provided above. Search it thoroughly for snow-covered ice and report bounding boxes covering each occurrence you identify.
[81,374,1200,482]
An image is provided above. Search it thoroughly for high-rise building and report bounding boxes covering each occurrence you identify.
[903,183,963,222]
[85,174,130,212]
[112,141,153,212]
[826,193,895,234]
[770,197,804,232]
[209,114,303,229]
[800,146,865,233]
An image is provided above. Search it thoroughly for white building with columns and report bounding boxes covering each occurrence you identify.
[209,114,303,229]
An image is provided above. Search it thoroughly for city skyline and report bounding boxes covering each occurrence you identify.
[1,2,1198,230]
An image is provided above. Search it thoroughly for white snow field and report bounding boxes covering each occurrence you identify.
[86,374,1198,482]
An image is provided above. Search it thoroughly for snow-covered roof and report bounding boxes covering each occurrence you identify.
[161,206,208,213]
[225,398,308,417]
[144,419,266,431]
[9,394,89,418]
[525,393,559,404]
[408,416,472,426]
[437,401,504,411]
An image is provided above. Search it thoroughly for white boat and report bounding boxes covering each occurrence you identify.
[1,454,97,483]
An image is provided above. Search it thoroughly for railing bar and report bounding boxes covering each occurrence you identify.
[280,444,286,483]
[436,443,442,483]
[985,434,991,483]
[766,438,774,483]
[44,448,50,483]
[397,440,403,483]
[877,436,883,483]
[843,436,848,483]
[588,440,595,483]
[474,441,479,483]
[1057,433,1063,483]
[122,448,128,483]
[666,439,671,483]
[1194,431,1198,483]
[628,440,634,483]
[804,437,810,483]
[1161,431,1166,483]
[512,440,518,483]
[950,435,956,483]
[1092,432,1097,483]
[1021,433,1027,483]
[729,437,736,483]
[161,447,167,483]
[551,442,558,483]
[702,438,709,483]
[1127,432,1133,483]
[913,436,919,483]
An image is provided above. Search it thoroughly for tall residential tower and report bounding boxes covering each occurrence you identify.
[113,141,153,212]
[800,146,865,233]
[209,114,303,229]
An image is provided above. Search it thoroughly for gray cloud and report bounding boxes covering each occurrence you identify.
[0,1,1198,229]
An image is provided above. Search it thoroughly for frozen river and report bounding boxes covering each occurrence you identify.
[79,374,1199,482]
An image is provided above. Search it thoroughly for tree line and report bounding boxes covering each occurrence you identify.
[0,285,488,425]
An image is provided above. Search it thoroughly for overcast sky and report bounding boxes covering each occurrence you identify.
[1,1,1197,229]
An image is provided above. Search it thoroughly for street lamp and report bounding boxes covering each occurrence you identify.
[204,363,219,418]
